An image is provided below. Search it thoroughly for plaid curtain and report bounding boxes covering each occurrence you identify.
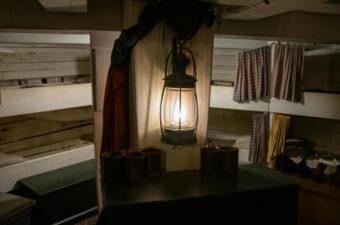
[249,113,269,164]
[233,46,269,102]
[272,44,304,102]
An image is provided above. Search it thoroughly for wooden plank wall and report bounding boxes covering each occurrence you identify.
[289,115,340,154]
[0,106,94,159]
[212,48,237,83]
[208,108,254,140]
[303,52,340,93]
[0,45,91,88]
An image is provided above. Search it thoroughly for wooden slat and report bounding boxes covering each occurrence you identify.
[0,79,80,89]
[0,118,92,145]
[0,61,90,80]
[0,80,18,88]
[213,48,240,56]
[0,60,89,72]
[210,85,270,112]
[0,46,89,53]
[0,50,90,63]
[26,106,92,122]
[0,116,30,126]
[213,38,267,49]
[16,138,92,159]
[212,55,237,66]
[212,65,237,74]
[211,73,235,82]
[208,129,246,141]
[0,83,92,117]
[0,124,93,154]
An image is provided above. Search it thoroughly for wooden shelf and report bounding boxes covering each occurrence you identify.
[270,92,340,121]
[0,83,92,117]
[210,86,340,121]
[210,85,270,112]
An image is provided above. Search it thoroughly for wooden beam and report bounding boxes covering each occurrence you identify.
[0,61,90,80]
[26,106,92,122]
[212,55,237,66]
[212,65,237,74]
[38,0,88,14]
[0,50,90,64]
[0,124,93,154]
[0,118,91,145]
[16,138,92,159]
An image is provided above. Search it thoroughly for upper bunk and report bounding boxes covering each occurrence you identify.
[210,36,340,121]
[0,33,92,117]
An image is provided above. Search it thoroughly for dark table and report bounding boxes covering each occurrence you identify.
[14,160,97,225]
[98,164,299,225]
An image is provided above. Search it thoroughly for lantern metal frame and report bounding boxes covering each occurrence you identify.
[160,38,198,145]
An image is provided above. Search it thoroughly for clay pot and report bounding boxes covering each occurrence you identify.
[142,147,162,178]
[219,146,239,175]
[102,151,124,181]
[124,152,145,182]
[200,147,221,174]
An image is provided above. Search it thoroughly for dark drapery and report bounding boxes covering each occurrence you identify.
[100,0,214,157]
[101,63,130,153]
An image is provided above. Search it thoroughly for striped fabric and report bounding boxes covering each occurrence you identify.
[267,114,291,167]
[272,44,304,102]
[233,46,269,102]
[249,113,269,164]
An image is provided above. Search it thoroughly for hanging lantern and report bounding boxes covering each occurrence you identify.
[160,38,198,145]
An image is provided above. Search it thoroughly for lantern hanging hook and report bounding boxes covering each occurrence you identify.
[178,39,186,52]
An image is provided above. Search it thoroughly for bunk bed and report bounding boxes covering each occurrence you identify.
[0,33,94,192]
[209,36,340,225]
[209,37,340,163]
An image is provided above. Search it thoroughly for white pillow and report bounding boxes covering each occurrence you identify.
[233,135,251,150]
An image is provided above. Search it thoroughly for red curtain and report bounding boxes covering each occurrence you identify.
[100,61,131,156]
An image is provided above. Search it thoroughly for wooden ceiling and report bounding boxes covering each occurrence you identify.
[37,0,87,13]
[36,0,340,20]
[215,0,340,20]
